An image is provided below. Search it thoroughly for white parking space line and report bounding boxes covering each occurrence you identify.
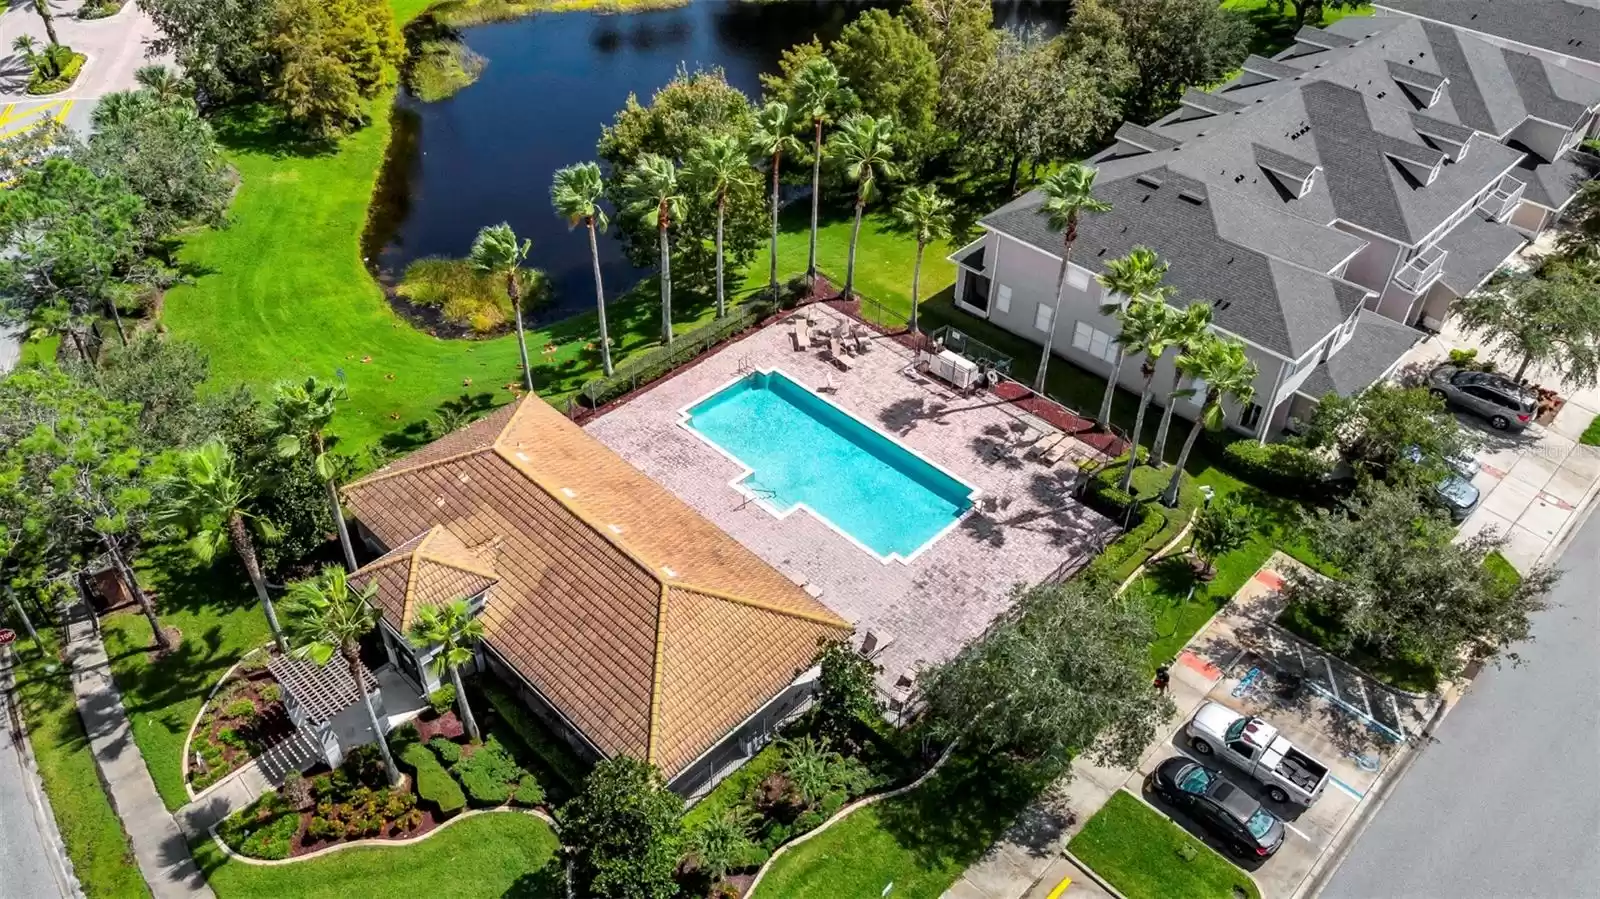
[1284,822,1313,841]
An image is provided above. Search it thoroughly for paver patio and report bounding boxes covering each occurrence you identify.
[584,307,1117,693]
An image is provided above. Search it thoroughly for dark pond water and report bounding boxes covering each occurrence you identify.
[369,0,1069,323]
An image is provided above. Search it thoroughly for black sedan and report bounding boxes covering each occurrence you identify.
[1153,756,1287,860]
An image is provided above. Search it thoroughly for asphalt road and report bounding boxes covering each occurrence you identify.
[0,652,71,899]
[1320,509,1600,899]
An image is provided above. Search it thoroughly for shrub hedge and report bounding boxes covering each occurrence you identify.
[399,736,466,817]
[428,736,462,765]
[451,738,527,808]
[217,793,298,860]
[482,682,587,794]
[578,309,759,409]
[27,52,86,96]
[1214,438,1340,500]
[1081,507,1167,585]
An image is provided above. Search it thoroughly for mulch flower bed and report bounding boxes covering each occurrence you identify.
[190,655,294,793]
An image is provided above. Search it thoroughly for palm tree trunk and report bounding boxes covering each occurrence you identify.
[1007,151,1022,196]
[714,194,726,319]
[230,513,287,653]
[35,2,59,47]
[347,648,401,786]
[449,664,480,744]
[1121,367,1156,495]
[587,218,613,377]
[658,224,673,346]
[508,274,534,392]
[103,536,169,651]
[1151,368,1184,468]
[1163,400,1211,507]
[808,119,823,289]
[910,241,924,335]
[326,479,358,572]
[769,151,781,303]
[845,193,865,300]
[1098,349,1124,429]
[1034,245,1074,393]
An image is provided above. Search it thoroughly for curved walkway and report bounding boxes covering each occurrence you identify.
[62,599,215,899]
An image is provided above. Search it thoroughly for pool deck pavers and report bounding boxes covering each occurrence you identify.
[585,307,1117,692]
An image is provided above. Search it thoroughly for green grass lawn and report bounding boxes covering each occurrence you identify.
[1580,412,1600,447]
[97,547,273,811]
[1069,790,1261,899]
[9,633,152,899]
[1222,0,1372,59]
[193,811,562,899]
[749,753,1052,899]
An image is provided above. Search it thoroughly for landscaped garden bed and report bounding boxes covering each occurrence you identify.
[189,651,295,793]
[1068,790,1261,899]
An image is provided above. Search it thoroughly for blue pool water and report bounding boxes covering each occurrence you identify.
[684,370,975,561]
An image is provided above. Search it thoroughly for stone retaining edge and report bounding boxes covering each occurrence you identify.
[741,742,956,897]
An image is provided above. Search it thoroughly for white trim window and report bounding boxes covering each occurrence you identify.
[996,284,1012,314]
[1072,321,1118,364]
[1034,301,1054,333]
[1067,267,1092,291]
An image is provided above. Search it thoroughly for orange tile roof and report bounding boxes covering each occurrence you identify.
[344,397,850,778]
[350,525,498,634]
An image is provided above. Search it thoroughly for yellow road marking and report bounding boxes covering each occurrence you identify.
[0,104,16,128]
[1045,876,1073,899]
[0,100,74,142]
[53,99,74,122]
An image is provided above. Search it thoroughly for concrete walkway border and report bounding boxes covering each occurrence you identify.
[180,644,273,802]
[208,806,561,866]
[743,742,957,897]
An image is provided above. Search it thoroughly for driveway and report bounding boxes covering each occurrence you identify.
[0,1,163,133]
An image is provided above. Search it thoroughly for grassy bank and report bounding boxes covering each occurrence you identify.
[1069,790,1261,899]
[194,810,562,899]
[9,634,152,899]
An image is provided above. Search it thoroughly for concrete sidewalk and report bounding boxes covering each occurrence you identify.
[61,600,215,899]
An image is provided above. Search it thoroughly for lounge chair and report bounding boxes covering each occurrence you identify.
[1042,438,1072,466]
[1027,433,1064,460]
[853,329,870,354]
[828,337,853,370]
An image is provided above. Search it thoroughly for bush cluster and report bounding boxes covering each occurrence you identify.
[450,737,527,808]
[1080,507,1166,585]
[427,683,457,717]
[307,783,420,841]
[396,258,550,335]
[398,736,466,818]
[217,793,299,860]
[482,682,587,795]
[1216,439,1336,500]
[580,310,759,409]
[27,51,87,96]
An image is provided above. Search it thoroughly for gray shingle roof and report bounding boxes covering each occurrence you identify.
[1243,54,1304,81]
[1513,142,1599,208]
[1437,211,1528,294]
[1115,122,1182,152]
[1182,88,1247,115]
[1297,25,1357,49]
[1298,311,1425,399]
[267,655,379,727]
[981,169,1369,358]
[1252,143,1318,182]
[1410,111,1477,146]
[1376,0,1600,65]
[1388,59,1448,93]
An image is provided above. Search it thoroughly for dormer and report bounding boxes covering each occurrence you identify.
[1285,25,1356,60]
[1252,143,1320,198]
[1410,112,1474,161]
[1386,60,1448,109]
[1112,122,1181,156]
[1234,54,1303,89]
[1382,139,1447,186]
[1173,88,1247,123]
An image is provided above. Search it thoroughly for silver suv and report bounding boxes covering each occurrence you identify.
[1428,364,1537,431]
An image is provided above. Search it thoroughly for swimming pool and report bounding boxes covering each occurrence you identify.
[682,369,976,563]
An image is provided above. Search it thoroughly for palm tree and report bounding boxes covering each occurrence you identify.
[829,114,898,301]
[1113,297,1178,495]
[1149,303,1214,467]
[154,440,288,653]
[469,224,535,392]
[408,599,485,743]
[30,0,60,48]
[551,162,615,377]
[1162,335,1258,507]
[892,185,953,335]
[792,57,844,291]
[134,65,186,103]
[11,36,39,73]
[749,100,802,304]
[283,567,401,786]
[1094,247,1172,429]
[622,153,684,346]
[686,133,758,320]
[266,376,358,572]
[1031,165,1112,394]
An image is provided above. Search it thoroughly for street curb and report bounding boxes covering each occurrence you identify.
[1061,848,1130,899]
[1,644,86,899]
[1535,455,1600,568]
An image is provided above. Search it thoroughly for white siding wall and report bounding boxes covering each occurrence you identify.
[1508,119,1569,168]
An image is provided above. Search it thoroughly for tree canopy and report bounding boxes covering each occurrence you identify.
[266,0,404,139]
[559,756,685,899]
[830,9,940,171]
[1454,262,1600,387]
[1106,0,1253,122]
[917,580,1172,769]
[1285,482,1559,679]
[1301,383,1477,486]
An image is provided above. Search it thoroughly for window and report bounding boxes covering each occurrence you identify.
[995,284,1012,313]
[1241,402,1264,430]
[1034,301,1054,333]
[1067,267,1092,291]
[1228,738,1257,761]
[1179,766,1213,795]
[1072,321,1118,363]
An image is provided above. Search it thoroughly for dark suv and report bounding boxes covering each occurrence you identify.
[1154,756,1286,860]
[1428,364,1537,431]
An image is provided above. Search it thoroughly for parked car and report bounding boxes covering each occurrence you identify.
[1153,757,1287,860]
[1405,446,1482,522]
[1185,701,1330,806]
[1428,365,1537,431]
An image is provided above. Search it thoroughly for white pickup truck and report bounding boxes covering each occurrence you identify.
[1185,701,1330,806]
